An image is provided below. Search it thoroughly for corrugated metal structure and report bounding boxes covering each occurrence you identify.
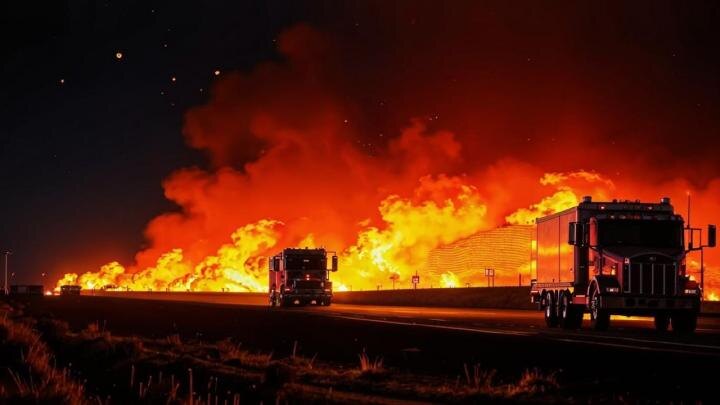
[427,225,534,285]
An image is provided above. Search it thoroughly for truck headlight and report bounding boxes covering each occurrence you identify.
[605,287,619,293]
[684,289,698,295]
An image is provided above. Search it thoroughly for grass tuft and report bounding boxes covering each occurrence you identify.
[508,368,559,396]
[358,350,384,375]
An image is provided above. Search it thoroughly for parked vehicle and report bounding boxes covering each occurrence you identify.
[531,196,715,333]
[60,285,82,296]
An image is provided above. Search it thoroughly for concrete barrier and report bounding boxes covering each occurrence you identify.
[82,290,268,306]
[703,301,720,314]
[80,288,720,314]
[333,286,535,309]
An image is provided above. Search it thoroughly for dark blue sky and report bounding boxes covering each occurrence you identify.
[0,1,306,281]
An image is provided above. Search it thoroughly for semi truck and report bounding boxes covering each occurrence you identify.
[531,196,715,333]
[10,285,44,296]
[268,248,338,306]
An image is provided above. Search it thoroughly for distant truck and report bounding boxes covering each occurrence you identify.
[10,285,44,296]
[531,196,715,333]
[60,285,82,296]
[268,248,338,306]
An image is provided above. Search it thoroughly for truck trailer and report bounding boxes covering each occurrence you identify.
[531,196,715,333]
[268,248,338,306]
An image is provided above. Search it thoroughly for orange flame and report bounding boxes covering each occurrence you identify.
[51,25,720,295]
[56,170,626,292]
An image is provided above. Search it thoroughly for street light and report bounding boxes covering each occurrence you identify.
[4,251,12,296]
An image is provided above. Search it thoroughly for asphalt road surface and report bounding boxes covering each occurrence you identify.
[23,295,720,401]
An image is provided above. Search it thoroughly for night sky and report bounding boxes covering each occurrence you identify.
[2,1,719,285]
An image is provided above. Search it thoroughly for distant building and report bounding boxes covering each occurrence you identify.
[427,225,534,286]
[10,285,44,296]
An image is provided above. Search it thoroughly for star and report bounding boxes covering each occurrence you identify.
[214,70,221,76]
[115,52,123,60]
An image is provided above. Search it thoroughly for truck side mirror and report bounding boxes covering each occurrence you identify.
[273,257,281,272]
[568,222,577,245]
[568,222,584,246]
[708,224,716,248]
[331,255,338,272]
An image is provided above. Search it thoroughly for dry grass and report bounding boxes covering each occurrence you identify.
[464,363,496,391]
[0,313,87,404]
[508,368,560,396]
[216,338,274,368]
[358,350,384,374]
[1,300,564,404]
[165,333,182,346]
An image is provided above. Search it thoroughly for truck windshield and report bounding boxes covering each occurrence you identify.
[285,255,326,270]
[598,220,683,248]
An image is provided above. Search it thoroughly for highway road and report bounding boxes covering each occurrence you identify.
[82,290,720,356]
[26,294,720,401]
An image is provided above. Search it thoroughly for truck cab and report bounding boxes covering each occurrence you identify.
[268,248,338,307]
[531,196,715,333]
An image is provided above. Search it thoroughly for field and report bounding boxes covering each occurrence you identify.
[2,294,719,403]
[1,296,562,404]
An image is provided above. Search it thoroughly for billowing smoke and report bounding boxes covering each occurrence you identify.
[56,24,720,298]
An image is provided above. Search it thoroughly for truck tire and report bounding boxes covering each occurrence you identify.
[559,292,583,329]
[543,291,559,327]
[589,290,610,331]
[279,287,290,307]
[671,311,697,334]
[654,313,669,332]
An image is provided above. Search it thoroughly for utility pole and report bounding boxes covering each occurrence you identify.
[4,251,11,296]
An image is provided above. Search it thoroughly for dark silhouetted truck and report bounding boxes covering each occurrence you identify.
[60,285,82,296]
[10,285,44,296]
[268,248,338,306]
[531,196,715,333]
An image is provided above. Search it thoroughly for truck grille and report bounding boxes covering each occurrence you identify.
[622,262,676,296]
[294,280,323,290]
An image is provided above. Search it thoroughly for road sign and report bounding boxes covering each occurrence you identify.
[412,275,420,284]
[484,268,495,287]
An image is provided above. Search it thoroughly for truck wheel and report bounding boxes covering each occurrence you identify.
[654,313,669,332]
[559,292,582,329]
[543,291,559,327]
[671,311,697,334]
[589,291,610,331]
